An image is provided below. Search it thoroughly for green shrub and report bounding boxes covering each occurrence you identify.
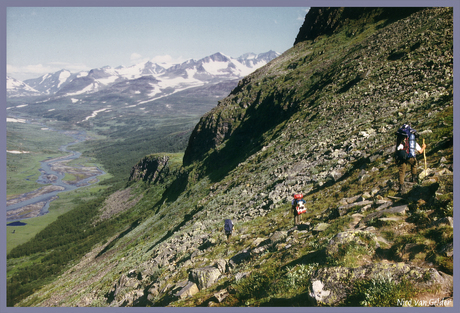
[282,263,319,289]
[345,272,417,306]
[233,268,278,304]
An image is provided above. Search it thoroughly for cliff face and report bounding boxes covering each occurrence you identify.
[129,155,170,183]
[14,7,453,307]
[293,7,424,44]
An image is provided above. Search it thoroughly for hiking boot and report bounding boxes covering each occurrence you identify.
[398,185,405,194]
[411,174,419,184]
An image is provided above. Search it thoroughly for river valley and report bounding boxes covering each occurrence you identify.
[6,126,105,223]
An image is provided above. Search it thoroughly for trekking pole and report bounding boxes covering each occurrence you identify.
[423,138,427,176]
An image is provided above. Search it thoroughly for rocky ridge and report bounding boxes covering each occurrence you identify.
[15,7,453,307]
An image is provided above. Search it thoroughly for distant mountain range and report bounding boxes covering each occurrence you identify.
[7,51,280,101]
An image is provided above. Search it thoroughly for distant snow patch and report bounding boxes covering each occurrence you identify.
[7,150,30,154]
[82,108,110,121]
[7,117,26,123]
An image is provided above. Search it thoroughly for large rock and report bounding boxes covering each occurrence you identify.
[309,280,331,305]
[269,231,287,244]
[213,258,228,274]
[174,281,199,300]
[189,266,222,290]
[326,230,379,258]
[229,249,251,268]
[312,223,330,233]
[358,205,409,227]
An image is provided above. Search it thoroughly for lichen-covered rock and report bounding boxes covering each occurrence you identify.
[229,249,251,268]
[326,230,380,258]
[174,281,199,300]
[213,258,228,274]
[308,280,331,305]
[312,223,330,233]
[189,266,222,290]
[269,230,287,245]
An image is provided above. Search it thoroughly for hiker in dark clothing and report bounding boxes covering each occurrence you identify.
[395,124,426,193]
[224,219,233,241]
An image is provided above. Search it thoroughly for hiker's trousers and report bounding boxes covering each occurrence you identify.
[293,206,300,226]
[398,157,417,185]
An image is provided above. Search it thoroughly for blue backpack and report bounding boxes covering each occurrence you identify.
[395,124,418,160]
[224,219,233,233]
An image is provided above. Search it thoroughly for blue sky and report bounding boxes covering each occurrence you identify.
[7,6,309,81]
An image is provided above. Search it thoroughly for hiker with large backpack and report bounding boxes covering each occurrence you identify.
[394,123,426,193]
[291,194,306,226]
[224,219,233,242]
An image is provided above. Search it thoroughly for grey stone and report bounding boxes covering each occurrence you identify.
[213,289,229,303]
[308,280,331,305]
[383,205,409,214]
[229,249,251,268]
[313,223,330,232]
[326,230,379,257]
[431,217,453,228]
[234,271,251,281]
[214,258,227,274]
[174,281,199,300]
[269,231,287,244]
[189,266,222,290]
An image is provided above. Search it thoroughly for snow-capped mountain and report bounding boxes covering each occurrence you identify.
[8,51,280,101]
[23,69,82,95]
[7,76,42,97]
[236,50,280,68]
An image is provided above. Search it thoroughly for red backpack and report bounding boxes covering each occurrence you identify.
[294,194,306,214]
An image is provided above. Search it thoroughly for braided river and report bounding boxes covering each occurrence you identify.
[7,127,105,224]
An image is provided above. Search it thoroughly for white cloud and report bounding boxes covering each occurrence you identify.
[150,55,187,66]
[130,52,143,61]
[7,62,90,81]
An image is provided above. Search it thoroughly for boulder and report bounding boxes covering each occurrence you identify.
[431,217,453,228]
[189,266,222,290]
[308,280,331,305]
[326,230,379,258]
[214,258,228,274]
[174,281,199,300]
[384,205,409,214]
[359,204,409,227]
[269,231,288,244]
[229,249,251,268]
[213,289,229,303]
[312,223,330,233]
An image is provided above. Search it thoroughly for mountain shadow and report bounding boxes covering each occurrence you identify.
[200,92,299,182]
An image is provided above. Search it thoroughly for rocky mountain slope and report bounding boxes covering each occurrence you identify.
[11,7,453,307]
